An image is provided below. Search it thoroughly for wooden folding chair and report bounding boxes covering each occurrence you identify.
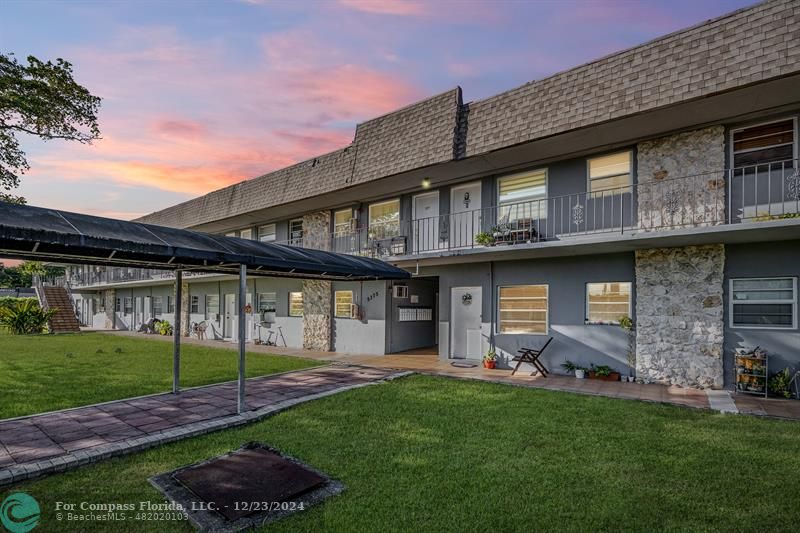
[511,337,553,377]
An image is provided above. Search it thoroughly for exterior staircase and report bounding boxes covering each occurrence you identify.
[37,285,81,333]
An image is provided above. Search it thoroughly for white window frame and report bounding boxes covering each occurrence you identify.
[123,297,133,315]
[586,150,633,195]
[729,277,797,330]
[258,224,277,242]
[368,199,401,235]
[289,291,304,317]
[239,228,253,240]
[585,282,632,325]
[496,284,549,335]
[729,116,798,169]
[334,209,353,235]
[190,295,200,314]
[334,290,354,318]
[205,294,219,320]
[289,219,304,244]
[225,231,237,237]
[257,292,277,312]
[152,296,163,315]
[497,169,548,221]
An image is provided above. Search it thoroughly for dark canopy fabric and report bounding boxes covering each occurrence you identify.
[0,203,410,281]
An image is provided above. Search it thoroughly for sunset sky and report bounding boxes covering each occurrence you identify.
[3,0,752,221]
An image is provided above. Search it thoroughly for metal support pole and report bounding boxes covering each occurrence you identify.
[237,264,247,414]
[172,270,182,394]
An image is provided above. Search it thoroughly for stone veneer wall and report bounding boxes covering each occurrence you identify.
[102,289,115,329]
[302,211,331,251]
[635,245,725,388]
[637,126,726,230]
[302,279,332,351]
[301,211,333,350]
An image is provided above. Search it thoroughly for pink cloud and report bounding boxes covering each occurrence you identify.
[337,0,428,16]
[25,27,422,202]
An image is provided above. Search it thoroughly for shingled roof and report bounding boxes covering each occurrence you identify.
[138,0,799,229]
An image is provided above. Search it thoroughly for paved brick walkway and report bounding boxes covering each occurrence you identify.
[0,365,403,485]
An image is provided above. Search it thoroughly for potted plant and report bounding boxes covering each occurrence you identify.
[483,348,497,369]
[474,232,495,246]
[588,364,621,382]
[768,368,793,399]
[619,314,636,382]
[561,360,586,379]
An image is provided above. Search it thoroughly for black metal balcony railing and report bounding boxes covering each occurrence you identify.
[68,160,799,286]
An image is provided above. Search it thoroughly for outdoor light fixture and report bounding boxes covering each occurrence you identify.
[421,178,431,189]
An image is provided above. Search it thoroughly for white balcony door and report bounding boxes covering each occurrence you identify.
[450,287,482,359]
[412,191,439,253]
[450,182,481,249]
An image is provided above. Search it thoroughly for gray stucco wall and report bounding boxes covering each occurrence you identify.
[386,278,438,353]
[724,240,800,388]
[421,252,634,374]
[331,280,387,355]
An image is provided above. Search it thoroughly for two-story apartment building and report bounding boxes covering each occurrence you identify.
[67,0,800,390]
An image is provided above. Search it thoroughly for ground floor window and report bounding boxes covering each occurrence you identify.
[498,284,548,334]
[205,295,219,320]
[167,295,174,314]
[335,290,353,318]
[190,295,199,314]
[586,282,632,324]
[289,291,304,317]
[258,292,277,312]
[115,298,121,313]
[730,277,797,329]
[123,297,133,315]
[152,296,163,315]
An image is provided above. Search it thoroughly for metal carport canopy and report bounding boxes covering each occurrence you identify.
[0,202,410,414]
[0,203,411,280]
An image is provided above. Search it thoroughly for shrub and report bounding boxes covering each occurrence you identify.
[0,299,56,334]
[0,296,38,311]
[157,320,174,336]
[768,368,793,399]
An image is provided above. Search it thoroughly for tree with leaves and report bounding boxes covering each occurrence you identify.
[0,52,102,204]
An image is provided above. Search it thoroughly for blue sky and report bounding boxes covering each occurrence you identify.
[1,0,754,219]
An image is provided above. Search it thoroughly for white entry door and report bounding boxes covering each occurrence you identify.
[224,293,236,339]
[450,287,482,359]
[412,191,439,253]
[450,182,482,248]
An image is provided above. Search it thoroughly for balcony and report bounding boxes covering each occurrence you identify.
[279,160,800,259]
[68,160,799,287]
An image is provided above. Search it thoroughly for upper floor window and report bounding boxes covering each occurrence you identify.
[731,118,796,168]
[334,209,353,235]
[588,151,632,194]
[258,224,276,242]
[586,282,631,325]
[369,199,400,238]
[289,219,304,245]
[498,169,547,221]
[730,277,797,329]
[239,228,253,240]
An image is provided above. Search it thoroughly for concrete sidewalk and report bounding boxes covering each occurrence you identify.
[0,365,405,486]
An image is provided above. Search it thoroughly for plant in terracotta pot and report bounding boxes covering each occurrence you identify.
[483,348,498,369]
[588,364,621,382]
[619,314,636,382]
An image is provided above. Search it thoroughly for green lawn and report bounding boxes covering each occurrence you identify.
[0,332,320,419]
[5,375,799,532]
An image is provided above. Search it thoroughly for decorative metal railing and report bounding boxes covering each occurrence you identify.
[69,160,799,286]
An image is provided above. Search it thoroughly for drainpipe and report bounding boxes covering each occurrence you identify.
[489,261,496,349]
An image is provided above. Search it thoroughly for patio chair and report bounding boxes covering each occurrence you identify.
[511,337,553,377]
[192,320,208,340]
[492,212,512,242]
